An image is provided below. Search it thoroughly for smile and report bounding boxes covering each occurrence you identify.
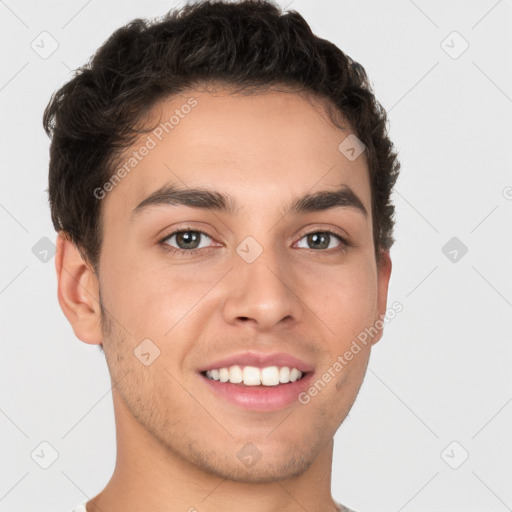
[202,365,305,386]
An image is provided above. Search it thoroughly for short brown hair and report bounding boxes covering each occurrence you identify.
[43,0,400,268]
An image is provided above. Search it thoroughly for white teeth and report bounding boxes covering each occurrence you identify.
[261,366,280,386]
[243,366,261,386]
[204,365,304,386]
[289,368,301,382]
[279,366,290,383]
[229,364,243,383]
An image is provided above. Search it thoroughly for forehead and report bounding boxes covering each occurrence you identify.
[102,87,371,223]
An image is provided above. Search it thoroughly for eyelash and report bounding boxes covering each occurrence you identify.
[158,228,351,257]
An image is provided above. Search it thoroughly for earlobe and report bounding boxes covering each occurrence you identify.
[55,232,103,345]
[372,250,393,345]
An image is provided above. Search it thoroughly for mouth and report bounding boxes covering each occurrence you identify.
[200,365,307,386]
[198,363,314,412]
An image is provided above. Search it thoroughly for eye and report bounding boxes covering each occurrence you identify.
[159,228,349,256]
[161,230,214,253]
[296,231,347,252]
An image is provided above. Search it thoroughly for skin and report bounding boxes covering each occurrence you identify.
[56,86,392,512]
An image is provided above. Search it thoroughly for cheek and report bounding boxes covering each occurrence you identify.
[100,255,223,348]
[303,261,378,340]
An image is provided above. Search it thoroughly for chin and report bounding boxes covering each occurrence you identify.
[185,441,315,483]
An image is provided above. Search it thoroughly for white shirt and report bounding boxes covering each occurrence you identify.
[71,500,358,511]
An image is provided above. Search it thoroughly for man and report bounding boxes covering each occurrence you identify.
[44,1,400,511]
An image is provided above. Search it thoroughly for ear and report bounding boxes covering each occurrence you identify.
[371,249,392,345]
[55,232,103,345]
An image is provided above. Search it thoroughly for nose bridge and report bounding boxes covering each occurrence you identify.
[222,233,301,329]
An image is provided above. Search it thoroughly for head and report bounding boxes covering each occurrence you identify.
[45,0,399,483]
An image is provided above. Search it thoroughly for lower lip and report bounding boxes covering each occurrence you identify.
[199,372,314,412]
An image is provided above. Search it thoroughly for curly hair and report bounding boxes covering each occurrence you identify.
[43,0,400,269]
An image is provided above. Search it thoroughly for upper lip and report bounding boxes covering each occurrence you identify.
[197,351,315,373]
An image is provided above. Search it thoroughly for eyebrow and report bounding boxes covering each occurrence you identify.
[131,183,368,220]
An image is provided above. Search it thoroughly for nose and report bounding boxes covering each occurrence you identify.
[221,242,303,331]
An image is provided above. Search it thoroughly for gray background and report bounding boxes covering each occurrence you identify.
[1,0,511,511]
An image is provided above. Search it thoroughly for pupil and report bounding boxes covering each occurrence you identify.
[177,231,199,249]
[309,232,329,249]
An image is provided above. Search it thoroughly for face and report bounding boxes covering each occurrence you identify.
[93,87,391,482]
